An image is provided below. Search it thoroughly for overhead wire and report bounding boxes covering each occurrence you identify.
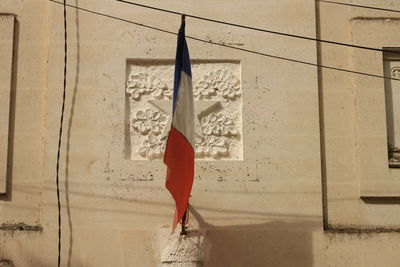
[49,0,398,81]
[115,0,400,55]
[55,0,67,266]
[317,0,400,14]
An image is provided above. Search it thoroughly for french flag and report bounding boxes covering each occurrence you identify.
[164,19,195,232]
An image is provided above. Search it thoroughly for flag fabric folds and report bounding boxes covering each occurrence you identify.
[164,19,195,232]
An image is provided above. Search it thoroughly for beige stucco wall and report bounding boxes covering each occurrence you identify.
[0,0,400,266]
[318,0,400,228]
[0,0,48,226]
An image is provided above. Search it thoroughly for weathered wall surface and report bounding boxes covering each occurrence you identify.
[318,0,400,228]
[0,0,400,266]
[0,0,48,236]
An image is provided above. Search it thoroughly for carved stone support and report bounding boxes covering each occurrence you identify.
[161,231,206,267]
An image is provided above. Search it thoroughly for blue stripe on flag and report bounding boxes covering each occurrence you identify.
[173,21,192,112]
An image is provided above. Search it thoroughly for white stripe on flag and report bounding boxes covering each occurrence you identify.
[172,71,195,147]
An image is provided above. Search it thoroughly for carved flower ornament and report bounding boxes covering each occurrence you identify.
[193,80,217,100]
[194,113,239,158]
[126,72,172,100]
[194,69,240,100]
[392,67,400,80]
[153,83,173,100]
[138,135,167,159]
[201,113,238,136]
[195,136,229,158]
[131,108,167,135]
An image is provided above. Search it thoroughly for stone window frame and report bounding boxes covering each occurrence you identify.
[351,19,400,197]
[383,49,400,168]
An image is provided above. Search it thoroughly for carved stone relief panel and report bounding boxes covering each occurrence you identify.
[126,60,242,160]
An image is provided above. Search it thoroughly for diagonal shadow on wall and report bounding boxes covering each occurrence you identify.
[189,205,318,267]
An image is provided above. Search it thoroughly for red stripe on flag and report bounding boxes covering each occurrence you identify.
[164,127,194,232]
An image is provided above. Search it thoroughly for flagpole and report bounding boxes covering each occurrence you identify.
[179,13,187,237]
[180,209,188,235]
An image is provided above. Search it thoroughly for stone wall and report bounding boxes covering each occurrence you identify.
[0,0,399,266]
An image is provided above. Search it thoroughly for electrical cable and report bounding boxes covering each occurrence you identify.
[55,0,68,266]
[317,0,400,14]
[115,0,400,55]
[49,0,398,81]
